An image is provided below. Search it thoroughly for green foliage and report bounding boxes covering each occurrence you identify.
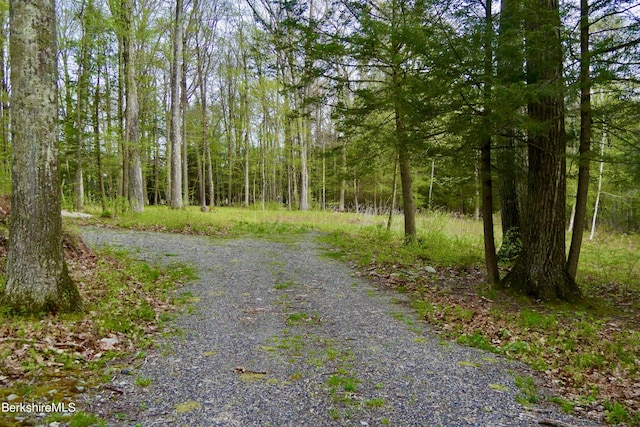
[497,228,522,261]
[605,401,632,425]
[519,310,557,329]
[327,373,359,394]
[46,411,105,427]
[456,332,494,352]
[514,376,538,405]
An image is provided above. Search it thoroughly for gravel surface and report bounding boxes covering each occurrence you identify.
[79,227,600,427]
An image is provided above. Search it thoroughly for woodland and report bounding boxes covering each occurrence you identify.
[0,0,638,295]
[0,0,639,425]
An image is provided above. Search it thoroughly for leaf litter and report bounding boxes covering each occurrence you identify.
[0,230,190,426]
[357,259,640,424]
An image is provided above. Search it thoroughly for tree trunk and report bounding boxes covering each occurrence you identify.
[94,67,107,212]
[590,130,606,240]
[169,0,183,209]
[4,0,81,313]
[567,0,591,279]
[387,154,398,230]
[181,34,189,206]
[123,0,144,212]
[481,0,499,283]
[0,5,8,177]
[502,0,581,301]
[495,0,523,260]
[339,139,346,212]
[299,119,309,211]
[74,0,94,212]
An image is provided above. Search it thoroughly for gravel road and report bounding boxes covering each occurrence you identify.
[79,227,599,427]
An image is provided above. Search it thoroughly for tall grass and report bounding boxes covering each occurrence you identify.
[79,204,637,287]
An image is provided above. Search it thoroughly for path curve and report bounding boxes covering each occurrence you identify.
[80,227,598,427]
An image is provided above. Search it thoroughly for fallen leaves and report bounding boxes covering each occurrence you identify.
[359,258,640,422]
[233,366,268,381]
[0,231,188,421]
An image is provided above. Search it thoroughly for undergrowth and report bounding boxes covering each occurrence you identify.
[0,236,196,427]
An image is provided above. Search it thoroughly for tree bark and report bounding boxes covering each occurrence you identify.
[74,0,91,212]
[482,0,499,283]
[502,0,581,301]
[495,0,523,260]
[94,65,107,212]
[567,0,591,279]
[0,5,8,177]
[181,32,189,206]
[123,0,144,212]
[169,0,183,209]
[387,155,398,230]
[4,0,81,313]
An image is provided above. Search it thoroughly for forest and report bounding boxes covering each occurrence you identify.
[0,1,638,305]
[0,0,639,425]
[0,0,637,225]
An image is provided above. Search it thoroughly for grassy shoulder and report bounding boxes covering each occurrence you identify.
[72,205,639,425]
[322,220,639,426]
[0,231,196,427]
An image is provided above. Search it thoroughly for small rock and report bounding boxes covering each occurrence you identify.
[100,337,120,350]
[7,394,18,401]
[75,386,85,392]
[425,266,437,274]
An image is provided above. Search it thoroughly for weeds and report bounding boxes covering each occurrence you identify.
[514,376,538,405]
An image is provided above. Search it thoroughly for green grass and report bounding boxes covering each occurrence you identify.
[514,376,538,405]
[135,377,151,387]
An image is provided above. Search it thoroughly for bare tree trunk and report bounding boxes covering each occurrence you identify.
[590,129,606,240]
[94,67,107,212]
[74,0,95,212]
[4,0,81,313]
[396,110,416,243]
[206,137,214,206]
[353,179,358,213]
[123,0,144,212]
[481,0,499,283]
[496,0,523,260]
[170,0,183,209]
[242,50,250,208]
[567,0,592,279]
[339,139,346,212]
[387,155,398,230]
[299,112,309,211]
[181,34,189,206]
[502,0,580,301]
[0,5,8,177]
[165,74,172,205]
[428,158,435,209]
